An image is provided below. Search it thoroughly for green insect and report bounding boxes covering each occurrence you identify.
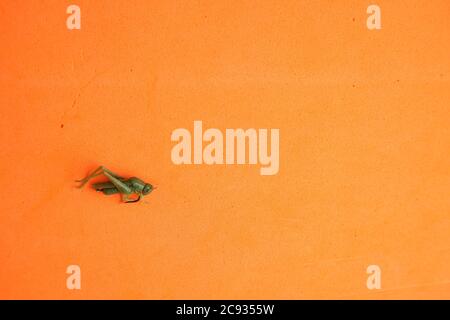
[76,166,154,203]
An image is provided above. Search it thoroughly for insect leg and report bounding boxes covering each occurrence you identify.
[76,166,125,188]
[103,171,133,195]
[122,193,141,203]
[75,166,105,188]
[99,166,125,180]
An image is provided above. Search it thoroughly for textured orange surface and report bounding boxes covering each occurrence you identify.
[0,0,449,299]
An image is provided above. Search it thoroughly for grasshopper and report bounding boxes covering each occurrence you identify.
[76,166,154,203]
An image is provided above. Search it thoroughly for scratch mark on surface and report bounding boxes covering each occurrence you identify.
[62,67,112,121]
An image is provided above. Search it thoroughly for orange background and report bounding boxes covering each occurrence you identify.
[0,0,449,299]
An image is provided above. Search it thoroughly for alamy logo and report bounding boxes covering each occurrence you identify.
[171,121,280,175]
[66,265,81,290]
[366,265,381,290]
[66,5,81,30]
[366,4,381,30]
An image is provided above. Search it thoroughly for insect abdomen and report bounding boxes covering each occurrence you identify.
[101,188,119,195]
